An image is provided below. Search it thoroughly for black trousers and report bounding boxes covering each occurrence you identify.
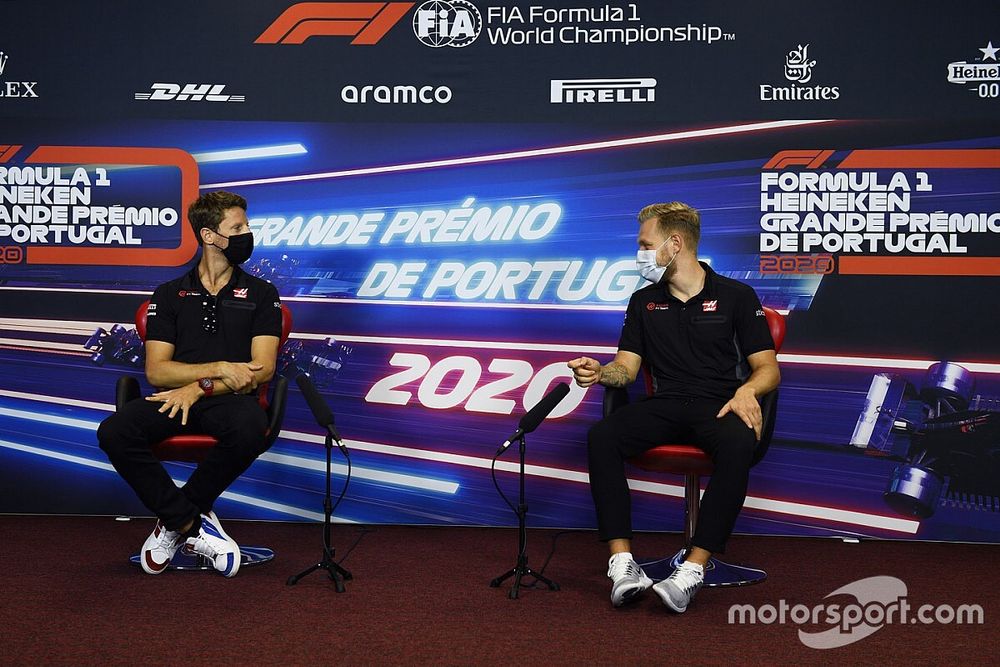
[97,394,269,531]
[587,396,758,554]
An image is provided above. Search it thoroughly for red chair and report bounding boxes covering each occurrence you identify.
[603,307,786,586]
[116,299,293,570]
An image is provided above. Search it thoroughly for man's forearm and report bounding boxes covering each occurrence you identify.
[599,362,633,388]
[738,364,780,398]
[146,360,221,389]
[147,358,274,392]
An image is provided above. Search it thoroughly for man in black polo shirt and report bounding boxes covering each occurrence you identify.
[568,202,779,611]
[98,191,282,578]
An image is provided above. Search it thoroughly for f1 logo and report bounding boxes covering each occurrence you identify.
[762,149,835,170]
[256,2,414,45]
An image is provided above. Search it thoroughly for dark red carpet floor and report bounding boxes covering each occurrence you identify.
[1,516,997,665]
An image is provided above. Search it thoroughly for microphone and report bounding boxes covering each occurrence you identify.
[498,382,571,454]
[296,374,345,449]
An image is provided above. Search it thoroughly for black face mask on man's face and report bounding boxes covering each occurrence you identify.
[212,231,254,265]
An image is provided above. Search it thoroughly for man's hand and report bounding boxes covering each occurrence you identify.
[567,357,602,388]
[216,361,262,394]
[717,385,762,440]
[146,383,205,425]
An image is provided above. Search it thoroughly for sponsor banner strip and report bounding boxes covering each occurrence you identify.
[837,149,1000,169]
[839,256,1000,276]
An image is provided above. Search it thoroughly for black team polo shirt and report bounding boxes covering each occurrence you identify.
[145,265,282,364]
[618,262,775,402]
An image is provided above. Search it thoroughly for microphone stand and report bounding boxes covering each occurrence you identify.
[286,427,353,592]
[489,433,560,599]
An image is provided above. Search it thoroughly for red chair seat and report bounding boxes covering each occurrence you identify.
[630,445,715,476]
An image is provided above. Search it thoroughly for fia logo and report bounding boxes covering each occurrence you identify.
[413,0,482,48]
[784,44,817,84]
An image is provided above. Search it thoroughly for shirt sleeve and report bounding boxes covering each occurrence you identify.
[735,287,775,356]
[617,293,645,358]
[251,283,283,338]
[143,284,177,344]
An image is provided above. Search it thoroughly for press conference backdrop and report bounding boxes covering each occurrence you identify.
[1,1,998,544]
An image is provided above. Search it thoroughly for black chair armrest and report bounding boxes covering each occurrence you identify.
[603,386,630,418]
[753,389,780,466]
[264,375,290,448]
[116,376,141,411]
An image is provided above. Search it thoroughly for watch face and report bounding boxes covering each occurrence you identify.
[199,378,213,391]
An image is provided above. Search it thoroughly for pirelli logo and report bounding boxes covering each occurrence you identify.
[550,78,657,104]
[255,2,414,45]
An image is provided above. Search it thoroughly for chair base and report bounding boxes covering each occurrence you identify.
[639,549,766,587]
[130,546,274,571]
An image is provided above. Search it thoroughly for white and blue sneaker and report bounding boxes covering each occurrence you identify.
[653,561,704,612]
[140,521,184,574]
[183,511,241,578]
[608,552,652,607]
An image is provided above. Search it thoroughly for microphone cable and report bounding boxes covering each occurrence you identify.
[491,447,518,516]
[491,444,529,576]
[328,443,352,546]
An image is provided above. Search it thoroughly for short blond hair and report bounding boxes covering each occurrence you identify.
[638,202,700,248]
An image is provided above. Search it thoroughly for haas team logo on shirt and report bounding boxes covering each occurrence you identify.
[702,300,718,312]
[233,288,248,299]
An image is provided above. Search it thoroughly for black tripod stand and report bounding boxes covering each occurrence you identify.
[286,428,353,592]
[489,434,560,599]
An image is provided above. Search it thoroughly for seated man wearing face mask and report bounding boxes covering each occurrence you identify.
[98,191,282,578]
[567,202,779,611]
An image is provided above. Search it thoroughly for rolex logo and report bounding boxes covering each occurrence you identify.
[0,49,39,98]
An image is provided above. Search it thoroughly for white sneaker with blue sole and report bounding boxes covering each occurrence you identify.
[183,511,241,577]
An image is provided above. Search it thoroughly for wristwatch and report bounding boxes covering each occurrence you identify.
[198,377,214,396]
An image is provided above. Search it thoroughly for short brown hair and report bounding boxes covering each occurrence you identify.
[188,191,247,245]
[638,202,700,248]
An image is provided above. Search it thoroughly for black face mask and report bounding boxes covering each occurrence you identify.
[212,232,254,265]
